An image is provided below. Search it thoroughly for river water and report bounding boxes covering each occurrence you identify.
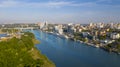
[33,30,120,67]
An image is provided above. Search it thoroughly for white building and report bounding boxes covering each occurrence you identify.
[79,28,82,32]
[116,24,120,29]
[110,33,120,39]
[82,32,89,37]
[54,25,63,35]
[38,21,48,29]
[110,23,114,29]
[67,24,75,34]
[97,23,104,28]
[89,23,93,27]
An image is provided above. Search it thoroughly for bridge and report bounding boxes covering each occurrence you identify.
[2,27,37,31]
[15,27,34,31]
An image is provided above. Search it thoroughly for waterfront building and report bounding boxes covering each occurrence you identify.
[54,25,63,35]
[67,24,75,35]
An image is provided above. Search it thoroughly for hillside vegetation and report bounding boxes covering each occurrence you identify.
[0,32,55,67]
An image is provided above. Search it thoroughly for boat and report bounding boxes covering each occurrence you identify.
[95,45,99,48]
[64,35,69,39]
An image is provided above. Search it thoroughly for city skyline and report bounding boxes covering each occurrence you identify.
[0,0,120,23]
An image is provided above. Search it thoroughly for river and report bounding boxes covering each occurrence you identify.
[32,30,120,67]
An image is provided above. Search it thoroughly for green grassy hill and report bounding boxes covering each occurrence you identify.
[0,32,55,67]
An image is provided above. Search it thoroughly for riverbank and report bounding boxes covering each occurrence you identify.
[29,47,56,67]
[32,33,56,67]
[44,31,99,48]
[26,32,56,67]
[42,31,120,55]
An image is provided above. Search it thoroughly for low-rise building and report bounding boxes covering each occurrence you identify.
[110,33,120,39]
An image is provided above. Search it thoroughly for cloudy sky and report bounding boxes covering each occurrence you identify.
[0,0,120,24]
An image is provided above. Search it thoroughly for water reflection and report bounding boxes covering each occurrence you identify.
[33,30,120,67]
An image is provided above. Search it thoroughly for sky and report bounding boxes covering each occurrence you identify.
[0,0,120,24]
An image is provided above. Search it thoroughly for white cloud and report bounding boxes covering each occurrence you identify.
[27,1,75,8]
[96,0,112,3]
[0,0,20,7]
[0,0,97,8]
[0,0,120,8]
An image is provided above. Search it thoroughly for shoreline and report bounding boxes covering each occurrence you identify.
[42,31,120,55]
[33,39,56,67]
[44,31,100,48]
[32,32,56,67]
[30,47,56,67]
